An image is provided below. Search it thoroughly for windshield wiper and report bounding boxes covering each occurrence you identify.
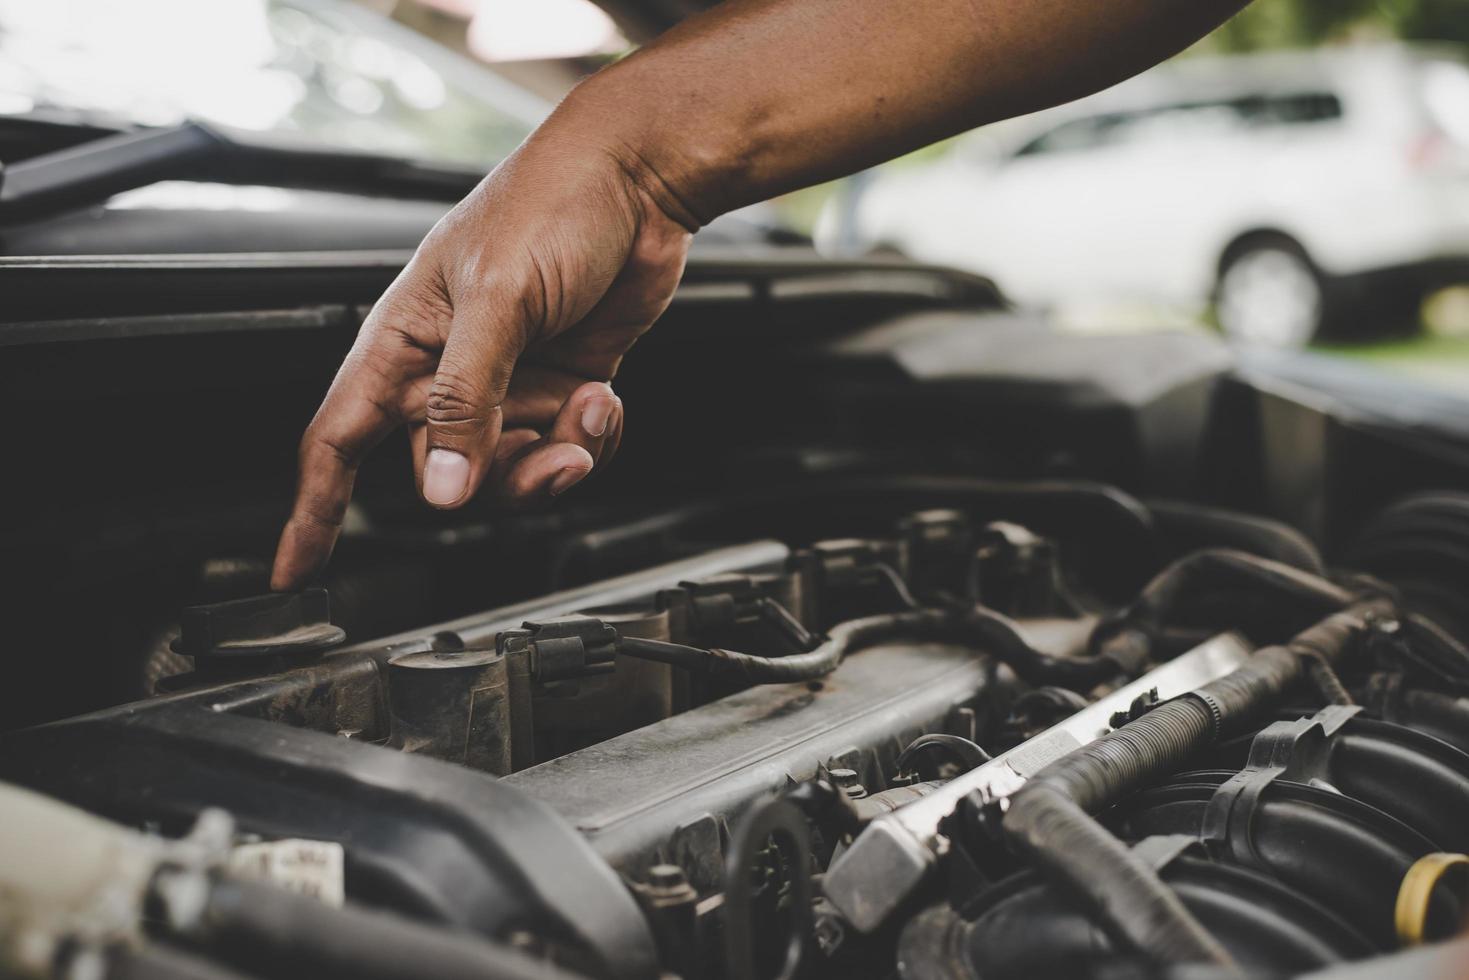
[0,121,482,222]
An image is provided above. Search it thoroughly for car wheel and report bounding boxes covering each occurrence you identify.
[1216,243,1326,348]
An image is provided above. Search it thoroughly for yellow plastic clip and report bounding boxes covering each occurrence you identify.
[1395,852,1469,947]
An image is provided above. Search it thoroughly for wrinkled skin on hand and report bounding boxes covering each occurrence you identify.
[270,133,692,590]
[273,0,1252,591]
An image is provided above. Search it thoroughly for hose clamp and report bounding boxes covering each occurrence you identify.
[1395,852,1469,946]
[1182,690,1225,741]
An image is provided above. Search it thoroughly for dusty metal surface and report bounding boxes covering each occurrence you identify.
[823,633,1255,932]
[505,638,1011,884]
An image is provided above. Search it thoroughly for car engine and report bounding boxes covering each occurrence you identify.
[2,251,1468,980]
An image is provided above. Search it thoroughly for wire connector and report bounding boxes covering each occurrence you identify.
[497,615,618,682]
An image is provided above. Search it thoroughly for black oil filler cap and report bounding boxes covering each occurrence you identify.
[172,588,347,660]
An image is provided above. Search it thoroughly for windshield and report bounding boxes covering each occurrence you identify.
[0,0,545,167]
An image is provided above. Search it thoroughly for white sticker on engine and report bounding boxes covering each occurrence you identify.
[1002,729,1082,779]
[227,839,345,907]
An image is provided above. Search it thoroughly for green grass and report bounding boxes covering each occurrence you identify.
[1313,334,1469,393]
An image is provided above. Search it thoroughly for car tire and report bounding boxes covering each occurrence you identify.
[1215,239,1330,348]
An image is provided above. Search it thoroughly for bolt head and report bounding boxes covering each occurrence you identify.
[1372,616,1402,635]
[647,863,687,888]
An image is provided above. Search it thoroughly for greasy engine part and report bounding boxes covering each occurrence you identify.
[877,611,1469,978]
[998,602,1392,968]
[503,621,1014,886]
[0,541,804,980]
[0,784,590,980]
[608,606,1132,688]
[383,644,513,773]
[163,588,350,689]
[2,486,1469,980]
[897,608,1469,978]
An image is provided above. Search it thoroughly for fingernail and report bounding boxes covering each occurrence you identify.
[548,467,586,497]
[423,449,470,506]
[581,397,614,438]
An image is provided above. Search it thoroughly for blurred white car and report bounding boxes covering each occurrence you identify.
[817,44,1469,346]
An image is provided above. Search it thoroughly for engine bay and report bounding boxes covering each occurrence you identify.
[4,477,1469,979]
[3,253,1469,979]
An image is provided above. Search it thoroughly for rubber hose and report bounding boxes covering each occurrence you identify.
[1090,549,1359,660]
[1299,649,1355,706]
[1145,499,1326,574]
[106,944,260,980]
[1129,549,1354,624]
[620,608,1136,688]
[1368,680,1469,755]
[1405,613,1469,677]
[199,878,591,980]
[1004,782,1234,966]
[1005,599,1392,966]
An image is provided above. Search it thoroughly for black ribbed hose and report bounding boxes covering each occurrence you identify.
[1299,648,1355,705]
[1004,600,1393,968]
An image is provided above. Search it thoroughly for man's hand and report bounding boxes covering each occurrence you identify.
[273,0,1253,591]
[270,130,693,591]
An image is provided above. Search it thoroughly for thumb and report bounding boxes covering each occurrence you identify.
[418,307,521,509]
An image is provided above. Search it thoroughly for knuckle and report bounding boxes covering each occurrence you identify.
[425,373,486,428]
[353,340,407,384]
[291,496,345,535]
[364,269,453,343]
[299,422,343,463]
[297,426,331,467]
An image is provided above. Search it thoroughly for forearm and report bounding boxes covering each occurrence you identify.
[560,0,1249,223]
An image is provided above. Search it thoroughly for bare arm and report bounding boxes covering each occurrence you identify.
[584,0,1249,220]
[271,0,1249,590]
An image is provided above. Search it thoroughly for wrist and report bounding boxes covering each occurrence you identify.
[551,57,760,230]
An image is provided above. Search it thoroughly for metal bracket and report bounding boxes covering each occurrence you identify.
[823,633,1253,933]
[1201,704,1362,868]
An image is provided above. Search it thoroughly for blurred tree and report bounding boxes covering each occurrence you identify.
[1389,0,1469,44]
[1213,0,1469,50]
